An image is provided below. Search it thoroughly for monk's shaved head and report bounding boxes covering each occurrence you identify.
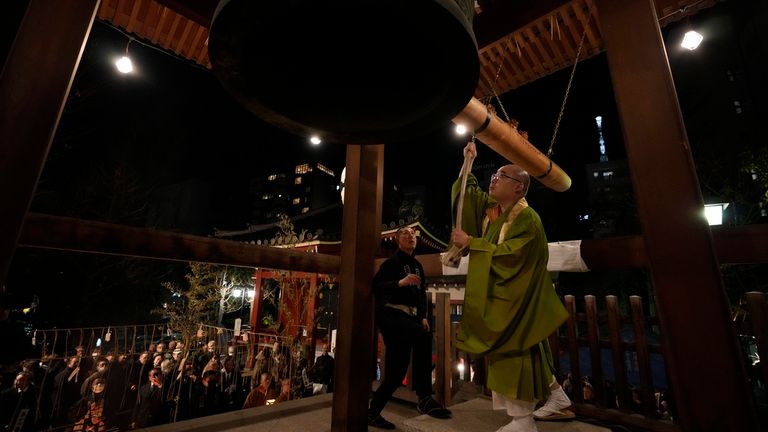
[500,164,530,196]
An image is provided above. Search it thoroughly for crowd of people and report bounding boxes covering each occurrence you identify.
[0,338,335,431]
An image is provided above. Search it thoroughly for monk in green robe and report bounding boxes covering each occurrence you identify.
[450,142,573,432]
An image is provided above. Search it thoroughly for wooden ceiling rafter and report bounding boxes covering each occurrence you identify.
[475,0,603,98]
[534,20,565,70]
[93,0,721,103]
[97,0,211,69]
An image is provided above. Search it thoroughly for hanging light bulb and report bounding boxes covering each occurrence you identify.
[116,38,134,73]
[681,30,703,50]
[455,124,468,135]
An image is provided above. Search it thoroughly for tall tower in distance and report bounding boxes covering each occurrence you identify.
[596,115,608,162]
[584,114,637,238]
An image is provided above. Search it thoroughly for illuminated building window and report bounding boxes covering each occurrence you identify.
[262,194,273,200]
[267,174,277,181]
[317,163,335,176]
[292,198,301,205]
[295,164,311,175]
[295,176,302,185]
[301,207,310,214]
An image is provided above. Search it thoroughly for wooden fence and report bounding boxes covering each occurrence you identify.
[431,291,768,432]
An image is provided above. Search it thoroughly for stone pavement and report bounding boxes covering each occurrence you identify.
[139,394,611,432]
[400,398,610,432]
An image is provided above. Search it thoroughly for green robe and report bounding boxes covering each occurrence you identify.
[452,173,568,402]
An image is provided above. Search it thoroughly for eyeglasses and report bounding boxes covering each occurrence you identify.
[491,172,523,184]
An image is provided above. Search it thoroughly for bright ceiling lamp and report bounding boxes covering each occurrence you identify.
[115,38,134,73]
[115,56,133,73]
[310,136,322,145]
[681,30,703,50]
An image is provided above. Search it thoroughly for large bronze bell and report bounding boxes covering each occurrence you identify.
[209,0,479,144]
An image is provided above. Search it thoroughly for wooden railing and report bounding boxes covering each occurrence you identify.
[427,290,751,431]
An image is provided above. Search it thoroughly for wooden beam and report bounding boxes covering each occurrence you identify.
[19,213,767,278]
[0,0,101,285]
[594,0,758,430]
[710,224,768,264]
[18,213,340,274]
[332,145,384,432]
[412,224,768,277]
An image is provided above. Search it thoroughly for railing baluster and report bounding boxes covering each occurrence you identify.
[746,292,768,387]
[585,295,604,406]
[565,295,582,402]
[630,295,655,416]
[435,293,452,407]
[606,295,629,409]
[547,329,561,376]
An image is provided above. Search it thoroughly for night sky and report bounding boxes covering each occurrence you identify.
[4,0,766,327]
[22,1,768,239]
[31,18,628,241]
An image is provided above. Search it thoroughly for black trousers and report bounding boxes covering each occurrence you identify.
[369,308,432,415]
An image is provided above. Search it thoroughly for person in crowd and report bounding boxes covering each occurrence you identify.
[191,370,222,418]
[0,294,31,388]
[70,377,107,432]
[450,141,572,431]
[0,371,39,432]
[367,227,451,429]
[275,378,292,403]
[50,356,82,426]
[220,357,243,411]
[81,359,109,398]
[242,373,276,409]
[74,346,93,384]
[310,345,335,393]
[194,341,216,375]
[131,368,167,428]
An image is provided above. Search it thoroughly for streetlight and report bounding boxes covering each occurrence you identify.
[704,203,729,226]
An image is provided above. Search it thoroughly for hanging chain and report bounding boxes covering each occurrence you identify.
[485,36,514,123]
[547,5,592,157]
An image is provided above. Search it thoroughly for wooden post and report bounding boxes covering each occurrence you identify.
[594,0,758,429]
[331,144,384,432]
[435,293,452,407]
[0,0,101,284]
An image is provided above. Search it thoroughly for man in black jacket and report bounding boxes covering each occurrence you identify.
[367,227,451,429]
[131,368,166,428]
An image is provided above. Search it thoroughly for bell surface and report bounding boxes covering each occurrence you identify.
[209,0,479,144]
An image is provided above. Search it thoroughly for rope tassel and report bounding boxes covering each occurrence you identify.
[441,152,475,268]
